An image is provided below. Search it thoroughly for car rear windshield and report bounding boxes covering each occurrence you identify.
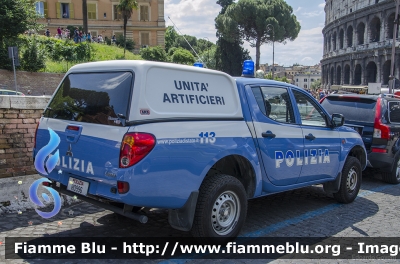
[44,72,133,126]
[321,96,377,123]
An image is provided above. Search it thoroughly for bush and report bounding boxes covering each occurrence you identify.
[20,37,45,72]
[140,46,167,62]
[115,34,135,52]
[171,48,195,65]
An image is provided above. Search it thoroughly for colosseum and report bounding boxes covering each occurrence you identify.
[321,0,400,91]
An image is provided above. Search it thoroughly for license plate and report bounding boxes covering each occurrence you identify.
[67,177,89,196]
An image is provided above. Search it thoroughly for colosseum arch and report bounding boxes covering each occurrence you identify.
[382,60,394,85]
[357,22,365,45]
[330,66,335,85]
[387,13,397,39]
[344,64,351,84]
[369,17,381,42]
[328,34,332,51]
[333,31,337,50]
[339,29,344,49]
[347,26,353,47]
[354,64,362,85]
[366,61,377,83]
[336,65,342,85]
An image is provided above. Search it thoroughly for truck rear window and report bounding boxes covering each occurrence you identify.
[44,72,133,126]
[321,97,376,123]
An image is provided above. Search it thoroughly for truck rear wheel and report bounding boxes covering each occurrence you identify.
[333,156,361,203]
[381,156,400,184]
[191,174,247,242]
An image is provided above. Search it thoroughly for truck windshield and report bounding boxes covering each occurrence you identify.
[43,72,133,126]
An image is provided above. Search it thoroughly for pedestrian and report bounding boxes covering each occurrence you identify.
[57,27,62,38]
[87,32,92,42]
[73,27,79,43]
[45,28,50,37]
[111,34,116,45]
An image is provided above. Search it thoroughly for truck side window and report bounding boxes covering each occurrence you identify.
[252,86,295,124]
[292,90,327,127]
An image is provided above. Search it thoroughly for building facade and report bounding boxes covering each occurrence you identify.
[294,73,322,90]
[321,0,400,89]
[35,0,165,49]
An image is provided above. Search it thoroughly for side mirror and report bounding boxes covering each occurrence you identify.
[331,113,344,128]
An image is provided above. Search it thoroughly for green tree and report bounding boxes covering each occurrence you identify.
[140,46,167,62]
[215,0,251,76]
[117,0,138,57]
[311,79,321,91]
[165,26,178,52]
[21,37,46,72]
[0,0,40,44]
[199,45,217,70]
[171,48,195,65]
[216,0,301,70]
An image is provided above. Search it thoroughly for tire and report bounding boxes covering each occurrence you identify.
[191,174,247,242]
[381,156,400,184]
[333,156,361,203]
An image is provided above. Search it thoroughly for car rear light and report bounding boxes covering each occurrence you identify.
[117,181,129,194]
[119,132,155,168]
[34,122,40,149]
[373,98,390,139]
[371,148,387,153]
[66,125,80,131]
[42,181,51,187]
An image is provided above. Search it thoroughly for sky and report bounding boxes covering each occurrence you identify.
[164,0,326,67]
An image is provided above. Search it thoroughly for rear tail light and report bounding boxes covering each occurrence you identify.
[117,181,129,194]
[42,181,51,187]
[373,98,390,139]
[371,148,387,153]
[119,132,155,168]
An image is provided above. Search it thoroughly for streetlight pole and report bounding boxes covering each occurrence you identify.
[267,24,275,80]
[389,0,400,94]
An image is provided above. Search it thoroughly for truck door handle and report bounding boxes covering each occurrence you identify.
[305,133,316,140]
[262,131,276,138]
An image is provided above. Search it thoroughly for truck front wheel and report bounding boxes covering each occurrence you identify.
[333,156,361,203]
[191,174,247,242]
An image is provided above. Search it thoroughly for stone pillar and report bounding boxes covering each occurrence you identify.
[157,0,165,27]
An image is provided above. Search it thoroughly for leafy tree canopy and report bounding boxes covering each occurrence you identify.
[165,26,179,52]
[171,48,195,65]
[0,0,41,43]
[140,46,167,62]
[216,0,300,70]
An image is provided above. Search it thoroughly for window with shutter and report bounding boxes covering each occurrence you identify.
[113,5,122,20]
[140,5,149,21]
[141,32,149,45]
[88,3,97,20]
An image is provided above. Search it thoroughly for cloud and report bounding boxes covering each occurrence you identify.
[301,10,324,18]
[301,57,313,62]
[165,0,220,42]
[294,7,302,13]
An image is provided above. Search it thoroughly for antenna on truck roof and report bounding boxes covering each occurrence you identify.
[167,16,206,67]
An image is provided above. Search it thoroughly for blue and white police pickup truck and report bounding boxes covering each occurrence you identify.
[33,60,366,240]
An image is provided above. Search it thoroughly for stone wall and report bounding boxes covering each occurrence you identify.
[0,95,50,179]
[0,69,63,96]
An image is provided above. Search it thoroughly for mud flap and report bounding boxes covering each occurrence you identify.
[168,191,199,231]
[323,172,341,193]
